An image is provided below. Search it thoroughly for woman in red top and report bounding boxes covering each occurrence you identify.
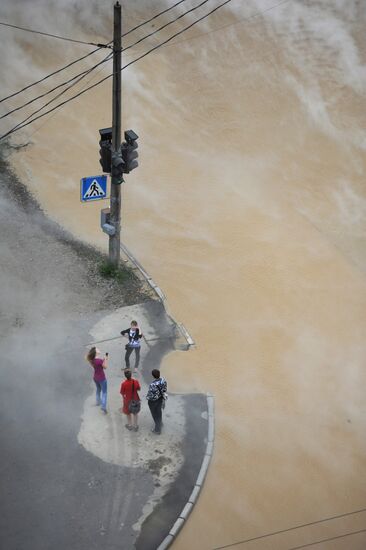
[120,369,141,432]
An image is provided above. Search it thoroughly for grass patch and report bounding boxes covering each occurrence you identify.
[98,260,132,283]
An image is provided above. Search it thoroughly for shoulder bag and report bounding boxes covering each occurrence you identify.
[128,380,141,414]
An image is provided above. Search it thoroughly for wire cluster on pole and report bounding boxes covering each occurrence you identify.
[0,0,192,107]
[0,19,111,47]
[0,0,290,142]
[0,0,200,122]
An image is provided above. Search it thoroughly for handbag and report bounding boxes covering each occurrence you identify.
[128,380,141,414]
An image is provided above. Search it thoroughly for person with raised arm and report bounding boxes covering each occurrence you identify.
[120,320,143,371]
[86,347,108,414]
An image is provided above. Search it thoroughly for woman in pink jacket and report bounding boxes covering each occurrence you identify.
[86,347,108,413]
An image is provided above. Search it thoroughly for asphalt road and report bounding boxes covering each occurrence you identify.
[0,161,152,549]
[0,154,209,550]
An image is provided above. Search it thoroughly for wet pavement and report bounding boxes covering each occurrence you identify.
[0,163,210,550]
[78,301,209,549]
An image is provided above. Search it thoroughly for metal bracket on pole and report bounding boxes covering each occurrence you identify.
[101,207,116,235]
[102,224,116,236]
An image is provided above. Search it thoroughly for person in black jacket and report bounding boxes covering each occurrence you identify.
[121,320,143,371]
[146,369,167,434]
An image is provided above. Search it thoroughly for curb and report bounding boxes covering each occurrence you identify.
[156,393,215,550]
[120,242,195,348]
[119,242,211,548]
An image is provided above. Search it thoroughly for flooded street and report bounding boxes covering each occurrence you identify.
[1,1,366,548]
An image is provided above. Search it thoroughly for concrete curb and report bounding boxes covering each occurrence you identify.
[120,242,195,348]
[156,393,215,550]
[119,243,212,548]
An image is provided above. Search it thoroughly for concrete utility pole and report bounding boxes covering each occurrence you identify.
[109,1,122,266]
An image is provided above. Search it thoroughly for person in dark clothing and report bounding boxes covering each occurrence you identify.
[146,369,167,434]
[121,320,143,371]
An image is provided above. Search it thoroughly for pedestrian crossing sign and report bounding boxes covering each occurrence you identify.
[80,175,108,202]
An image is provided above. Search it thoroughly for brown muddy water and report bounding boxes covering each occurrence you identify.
[1,1,366,548]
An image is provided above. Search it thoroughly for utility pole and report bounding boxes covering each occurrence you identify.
[109,1,122,266]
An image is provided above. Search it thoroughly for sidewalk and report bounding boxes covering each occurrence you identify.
[78,300,211,549]
[0,157,213,550]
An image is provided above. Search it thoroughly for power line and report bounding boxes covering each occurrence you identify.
[0,0,190,105]
[0,73,111,142]
[0,0,208,121]
[0,53,113,121]
[122,0,212,53]
[287,528,366,549]
[212,507,366,549]
[157,0,292,51]
[26,45,115,141]
[0,47,106,104]
[4,53,113,138]
[1,0,291,142]
[122,0,190,38]
[0,0,232,141]
[0,0,192,49]
[0,20,108,47]
[122,0,232,69]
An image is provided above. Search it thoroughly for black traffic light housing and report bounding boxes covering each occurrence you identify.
[111,151,124,184]
[99,127,112,173]
[121,129,139,174]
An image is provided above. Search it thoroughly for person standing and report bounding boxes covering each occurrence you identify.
[146,369,167,435]
[120,369,141,432]
[86,347,108,414]
[121,320,142,371]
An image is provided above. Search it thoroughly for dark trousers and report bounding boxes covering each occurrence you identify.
[148,398,163,433]
[125,345,140,369]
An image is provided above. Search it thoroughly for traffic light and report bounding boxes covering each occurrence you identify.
[111,151,124,184]
[99,127,112,173]
[121,129,139,174]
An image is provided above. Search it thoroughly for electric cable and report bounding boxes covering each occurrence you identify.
[212,507,366,549]
[5,52,113,139]
[0,52,113,121]
[156,0,292,51]
[121,0,232,70]
[0,20,108,47]
[0,0,232,141]
[0,47,107,105]
[0,0,190,105]
[26,41,117,141]
[122,0,190,38]
[287,528,366,549]
[0,0,293,142]
[0,0,208,120]
[122,0,212,53]
[0,72,111,141]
